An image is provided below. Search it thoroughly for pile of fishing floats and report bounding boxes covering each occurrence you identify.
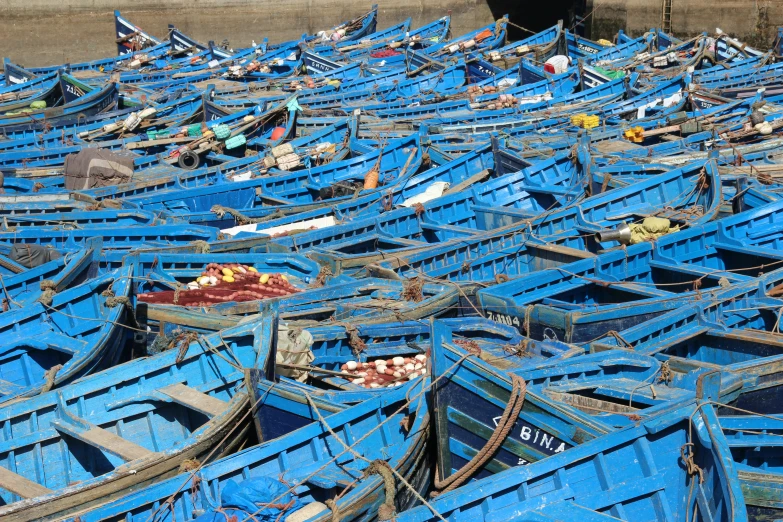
[341,354,428,388]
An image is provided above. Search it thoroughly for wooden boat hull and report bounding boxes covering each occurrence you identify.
[66,379,430,522]
[0,312,278,521]
[2,396,252,522]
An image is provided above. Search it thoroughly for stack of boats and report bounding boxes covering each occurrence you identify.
[3,7,783,520]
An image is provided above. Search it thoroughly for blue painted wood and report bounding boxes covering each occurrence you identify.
[719,414,783,518]
[0,224,219,251]
[398,400,746,522]
[114,10,161,56]
[70,376,430,522]
[430,319,591,480]
[0,239,101,309]
[0,308,276,521]
[0,265,132,403]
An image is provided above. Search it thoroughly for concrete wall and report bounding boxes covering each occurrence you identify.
[0,0,495,67]
[587,0,783,44]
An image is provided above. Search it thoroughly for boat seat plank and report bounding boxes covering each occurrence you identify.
[52,418,153,461]
[258,194,296,206]
[285,461,358,489]
[0,465,53,499]
[159,383,229,417]
[443,169,491,195]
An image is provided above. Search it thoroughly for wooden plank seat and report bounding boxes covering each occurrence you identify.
[0,466,53,499]
[51,417,154,462]
[158,383,230,417]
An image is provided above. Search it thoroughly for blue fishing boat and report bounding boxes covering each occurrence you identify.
[0,312,276,522]
[114,10,161,55]
[0,75,120,128]
[3,11,783,520]
[0,239,101,309]
[719,413,783,519]
[139,276,463,336]
[247,374,362,439]
[0,266,132,403]
[0,224,220,251]
[397,399,745,521]
[67,377,430,522]
[121,134,421,217]
[0,209,161,228]
[371,156,722,282]
[474,201,783,343]
[114,251,321,300]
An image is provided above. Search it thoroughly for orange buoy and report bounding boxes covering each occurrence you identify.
[270,127,286,140]
[364,168,379,189]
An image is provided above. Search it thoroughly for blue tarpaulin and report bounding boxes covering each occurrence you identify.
[194,477,304,522]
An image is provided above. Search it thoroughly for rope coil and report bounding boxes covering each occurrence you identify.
[658,360,672,384]
[37,279,58,306]
[402,277,424,302]
[432,374,527,496]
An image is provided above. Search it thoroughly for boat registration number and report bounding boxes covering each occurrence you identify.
[577,42,599,54]
[485,310,521,328]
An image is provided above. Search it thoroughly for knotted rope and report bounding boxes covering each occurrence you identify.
[101,288,139,327]
[211,204,260,225]
[680,442,704,484]
[494,274,510,284]
[658,360,672,384]
[453,338,482,356]
[333,322,366,355]
[363,460,396,521]
[325,499,341,522]
[37,279,58,306]
[171,331,200,362]
[311,266,334,288]
[190,240,211,253]
[41,364,63,394]
[402,277,424,302]
[172,283,184,305]
[504,340,531,357]
[179,459,200,473]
